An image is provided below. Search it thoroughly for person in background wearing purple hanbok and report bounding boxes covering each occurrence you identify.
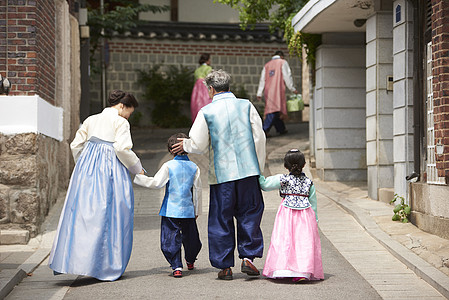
[48,90,144,281]
[190,53,212,123]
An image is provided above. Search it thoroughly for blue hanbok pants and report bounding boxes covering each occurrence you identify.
[161,216,202,270]
[208,175,264,269]
[263,112,286,134]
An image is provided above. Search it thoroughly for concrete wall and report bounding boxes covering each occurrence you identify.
[392,0,414,202]
[366,12,394,200]
[314,33,366,181]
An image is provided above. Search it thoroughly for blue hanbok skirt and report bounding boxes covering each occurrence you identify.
[48,138,134,281]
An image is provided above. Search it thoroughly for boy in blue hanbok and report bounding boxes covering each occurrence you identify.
[134,133,202,278]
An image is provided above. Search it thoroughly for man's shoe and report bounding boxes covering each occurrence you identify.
[217,267,233,280]
[186,261,194,270]
[241,259,260,276]
[173,270,182,278]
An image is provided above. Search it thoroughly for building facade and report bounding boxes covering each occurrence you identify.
[0,0,81,243]
[293,0,449,239]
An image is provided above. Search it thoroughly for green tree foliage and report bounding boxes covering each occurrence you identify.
[87,0,169,73]
[215,0,320,64]
[137,65,194,128]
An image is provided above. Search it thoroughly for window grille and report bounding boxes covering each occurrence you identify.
[426,42,445,184]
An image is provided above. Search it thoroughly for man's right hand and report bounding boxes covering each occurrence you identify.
[171,138,186,155]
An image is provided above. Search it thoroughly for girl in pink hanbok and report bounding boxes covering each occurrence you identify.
[190,53,212,123]
[259,149,323,282]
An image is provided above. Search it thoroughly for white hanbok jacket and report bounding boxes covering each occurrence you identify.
[70,107,142,174]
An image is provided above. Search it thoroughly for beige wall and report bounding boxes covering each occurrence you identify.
[140,0,240,23]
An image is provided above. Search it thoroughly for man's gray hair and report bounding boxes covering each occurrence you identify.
[205,69,231,93]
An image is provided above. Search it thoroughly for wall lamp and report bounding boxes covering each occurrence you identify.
[0,74,11,95]
[354,19,367,28]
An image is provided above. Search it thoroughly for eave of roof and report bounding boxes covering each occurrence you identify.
[292,0,375,34]
[113,21,285,43]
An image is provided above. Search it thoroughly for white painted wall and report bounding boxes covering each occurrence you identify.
[0,95,64,141]
[140,0,240,23]
[366,12,394,200]
[314,33,366,181]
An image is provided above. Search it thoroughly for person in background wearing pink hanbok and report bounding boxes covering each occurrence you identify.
[190,53,212,122]
[257,51,298,136]
[259,149,324,282]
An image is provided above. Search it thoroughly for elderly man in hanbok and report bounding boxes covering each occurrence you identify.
[257,50,298,136]
[173,69,266,280]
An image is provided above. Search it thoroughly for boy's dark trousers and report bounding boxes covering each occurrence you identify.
[160,216,202,269]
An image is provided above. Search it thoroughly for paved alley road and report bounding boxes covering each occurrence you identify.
[4,123,445,299]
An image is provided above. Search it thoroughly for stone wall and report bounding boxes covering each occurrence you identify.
[0,133,60,236]
[314,33,367,182]
[410,182,449,239]
[90,38,303,125]
[0,0,80,244]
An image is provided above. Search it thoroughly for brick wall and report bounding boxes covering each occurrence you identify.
[431,0,449,180]
[0,0,79,242]
[1,0,56,103]
[91,38,302,124]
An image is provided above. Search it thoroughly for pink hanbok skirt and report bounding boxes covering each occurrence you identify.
[190,78,211,123]
[263,205,324,280]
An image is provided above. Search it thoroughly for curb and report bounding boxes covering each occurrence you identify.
[0,248,50,299]
[316,185,449,299]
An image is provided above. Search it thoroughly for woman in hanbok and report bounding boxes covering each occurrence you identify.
[259,149,323,282]
[49,90,144,281]
[190,53,212,122]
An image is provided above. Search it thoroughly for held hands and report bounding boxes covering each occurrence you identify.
[139,169,145,175]
[171,138,186,155]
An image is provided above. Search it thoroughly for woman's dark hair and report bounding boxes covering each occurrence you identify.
[284,149,305,176]
[198,53,210,65]
[168,133,188,155]
[108,90,139,108]
[274,50,285,57]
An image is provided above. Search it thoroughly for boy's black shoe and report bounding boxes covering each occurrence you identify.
[241,259,260,276]
[217,267,233,280]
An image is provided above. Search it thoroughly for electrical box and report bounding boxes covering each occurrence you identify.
[387,76,393,91]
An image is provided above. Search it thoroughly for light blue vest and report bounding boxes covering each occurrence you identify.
[159,155,197,218]
[201,92,260,184]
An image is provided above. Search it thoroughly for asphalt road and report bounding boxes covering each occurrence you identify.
[5,123,382,300]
